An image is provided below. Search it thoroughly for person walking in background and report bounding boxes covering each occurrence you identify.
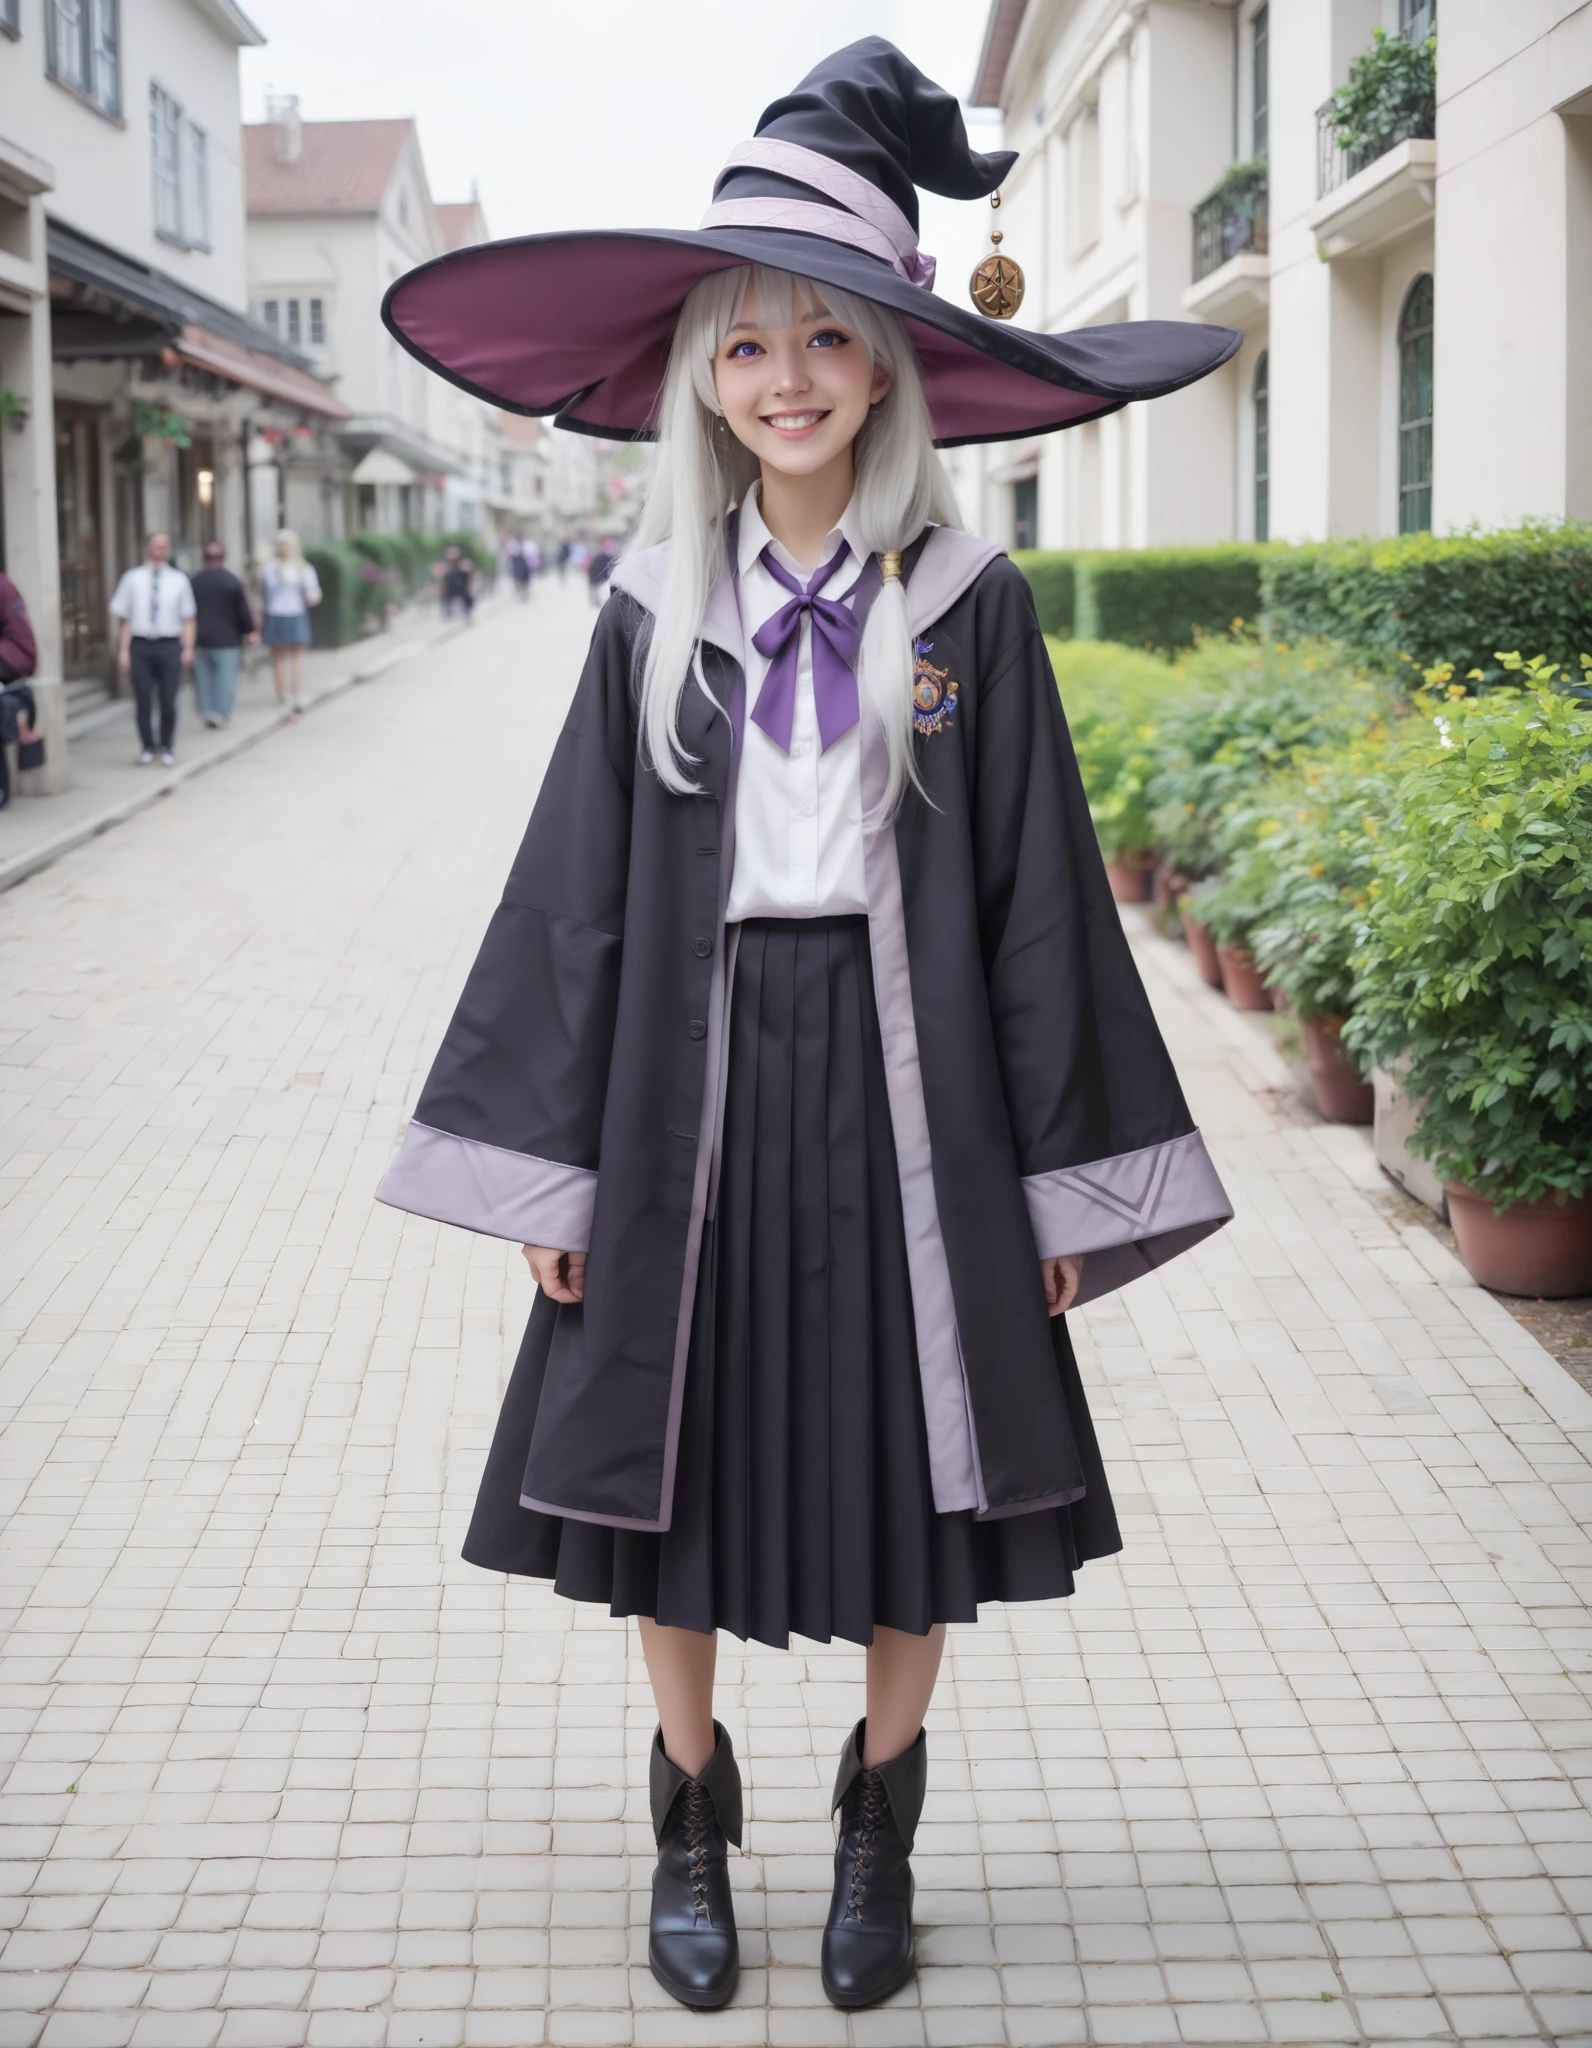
[507,538,533,602]
[109,533,194,767]
[260,530,321,721]
[587,536,619,607]
[190,541,257,728]
[437,545,478,623]
[555,538,570,583]
[0,568,40,809]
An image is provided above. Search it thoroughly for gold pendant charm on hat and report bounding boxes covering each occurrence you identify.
[970,190,1025,320]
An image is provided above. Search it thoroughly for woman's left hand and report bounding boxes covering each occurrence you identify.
[1041,1255,1085,1316]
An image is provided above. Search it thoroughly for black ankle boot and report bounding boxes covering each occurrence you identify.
[648,1721,741,2009]
[821,1718,927,2009]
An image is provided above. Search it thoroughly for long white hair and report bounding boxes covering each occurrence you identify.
[626,264,960,816]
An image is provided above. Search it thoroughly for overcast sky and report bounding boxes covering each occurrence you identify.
[238,0,1004,317]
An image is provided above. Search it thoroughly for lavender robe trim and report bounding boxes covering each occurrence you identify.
[1022,1128,1233,1307]
[377,1120,598,1250]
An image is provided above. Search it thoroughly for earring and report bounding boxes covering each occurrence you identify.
[969,190,1025,320]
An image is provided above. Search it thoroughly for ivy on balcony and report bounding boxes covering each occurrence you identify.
[1191,156,1268,283]
[1318,27,1436,195]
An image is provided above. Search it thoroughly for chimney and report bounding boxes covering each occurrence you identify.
[266,92,302,165]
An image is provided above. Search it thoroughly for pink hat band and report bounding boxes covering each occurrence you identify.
[700,137,938,291]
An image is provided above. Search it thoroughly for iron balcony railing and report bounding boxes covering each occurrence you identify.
[1191,180,1268,284]
[1316,101,1435,198]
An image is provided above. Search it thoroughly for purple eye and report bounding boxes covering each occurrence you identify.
[727,340,763,359]
[809,329,849,348]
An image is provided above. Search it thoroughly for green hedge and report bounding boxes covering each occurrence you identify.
[1011,551,1076,638]
[350,531,422,597]
[1260,523,1592,684]
[305,542,381,650]
[1015,546,1271,650]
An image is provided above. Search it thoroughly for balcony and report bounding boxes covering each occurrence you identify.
[1311,103,1435,259]
[1183,174,1269,328]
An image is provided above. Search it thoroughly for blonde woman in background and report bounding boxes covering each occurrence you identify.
[260,530,321,720]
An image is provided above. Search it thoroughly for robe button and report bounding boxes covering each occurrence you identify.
[692,938,712,958]
[687,1019,707,1039]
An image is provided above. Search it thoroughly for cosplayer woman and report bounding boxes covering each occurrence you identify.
[377,41,1237,2014]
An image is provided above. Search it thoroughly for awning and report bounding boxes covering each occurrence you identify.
[351,447,418,486]
[988,447,1041,485]
[176,325,350,418]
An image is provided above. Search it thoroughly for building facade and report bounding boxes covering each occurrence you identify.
[244,107,514,545]
[958,0,1592,555]
[0,0,346,747]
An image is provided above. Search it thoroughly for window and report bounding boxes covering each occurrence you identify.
[260,299,280,335]
[1,0,20,39]
[258,297,326,351]
[309,297,325,346]
[150,83,209,248]
[1253,351,1269,542]
[1252,5,1269,159]
[1398,274,1433,533]
[1401,0,1436,41]
[46,0,119,116]
[286,298,301,347]
[1013,477,1038,552]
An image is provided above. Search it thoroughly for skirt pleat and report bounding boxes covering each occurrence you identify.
[462,915,1122,1648]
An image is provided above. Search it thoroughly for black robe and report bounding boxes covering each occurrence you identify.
[378,524,1232,1530]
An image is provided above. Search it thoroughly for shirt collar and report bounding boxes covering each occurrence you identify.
[736,479,867,587]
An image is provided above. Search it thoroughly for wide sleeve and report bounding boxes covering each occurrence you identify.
[970,565,1232,1306]
[376,597,638,1250]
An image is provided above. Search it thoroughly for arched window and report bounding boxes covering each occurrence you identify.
[1253,351,1269,542]
[1398,274,1433,533]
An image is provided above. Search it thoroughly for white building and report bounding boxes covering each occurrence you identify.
[244,105,509,543]
[0,0,345,740]
[958,0,1591,554]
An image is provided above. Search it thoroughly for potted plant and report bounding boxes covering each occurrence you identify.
[1147,637,1384,993]
[1348,662,1592,1294]
[1326,26,1436,178]
[1244,730,1410,1122]
[1048,638,1182,902]
[1192,861,1275,1011]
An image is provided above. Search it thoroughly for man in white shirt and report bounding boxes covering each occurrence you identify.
[109,533,196,766]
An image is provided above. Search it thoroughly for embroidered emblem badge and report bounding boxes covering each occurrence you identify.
[911,637,959,737]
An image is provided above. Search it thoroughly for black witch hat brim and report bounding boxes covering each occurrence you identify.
[382,224,1240,450]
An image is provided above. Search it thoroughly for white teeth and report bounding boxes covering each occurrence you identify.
[765,411,824,429]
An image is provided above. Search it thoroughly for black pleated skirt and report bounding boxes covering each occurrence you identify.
[463,915,1121,1648]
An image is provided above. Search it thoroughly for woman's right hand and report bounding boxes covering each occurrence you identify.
[523,1245,586,1304]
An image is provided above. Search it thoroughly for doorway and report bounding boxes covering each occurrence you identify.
[55,405,107,677]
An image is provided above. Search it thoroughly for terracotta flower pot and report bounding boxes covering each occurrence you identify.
[1444,1184,1592,1298]
[1104,849,1157,904]
[1153,862,1189,912]
[1300,1014,1373,1125]
[1180,909,1225,988]
[1217,944,1273,1011]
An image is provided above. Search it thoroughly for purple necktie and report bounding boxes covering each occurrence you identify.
[749,541,862,752]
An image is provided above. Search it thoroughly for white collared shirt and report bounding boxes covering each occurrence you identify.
[725,484,869,923]
[108,562,196,640]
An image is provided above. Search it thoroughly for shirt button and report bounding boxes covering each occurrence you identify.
[692,938,712,958]
[687,1019,707,1040]
[801,800,817,818]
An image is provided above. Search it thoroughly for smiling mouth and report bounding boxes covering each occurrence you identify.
[761,410,830,435]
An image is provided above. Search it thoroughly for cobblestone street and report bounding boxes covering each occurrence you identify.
[2,580,1590,2048]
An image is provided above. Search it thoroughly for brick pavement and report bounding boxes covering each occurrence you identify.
[1,580,1590,2048]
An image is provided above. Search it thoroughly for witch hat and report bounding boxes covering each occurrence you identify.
[383,38,1238,449]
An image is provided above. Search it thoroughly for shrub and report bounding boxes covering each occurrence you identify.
[1203,723,1411,1018]
[1346,659,1592,1205]
[1080,545,1270,651]
[1261,523,1592,687]
[1017,547,1271,652]
[1014,551,1076,638]
[1147,638,1386,878]
[350,531,421,597]
[1048,639,1188,859]
[305,542,380,649]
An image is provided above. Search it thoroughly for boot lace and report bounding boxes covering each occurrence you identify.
[680,1779,715,1920]
[844,1770,889,1921]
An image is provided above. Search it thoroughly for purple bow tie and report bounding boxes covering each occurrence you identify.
[749,541,861,752]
